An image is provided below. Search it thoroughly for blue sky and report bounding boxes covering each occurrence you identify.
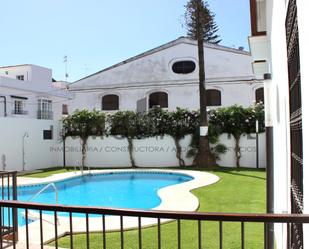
[0,0,250,82]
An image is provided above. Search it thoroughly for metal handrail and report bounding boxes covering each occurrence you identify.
[74,161,91,175]
[28,183,58,204]
[0,171,18,243]
[2,199,309,249]
[1,200,309,223]
[37,110,53,120]
[11,110,28,115]
[74,161,83,175]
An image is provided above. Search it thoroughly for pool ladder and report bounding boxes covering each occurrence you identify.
[74,160,91,175]
[26,183,60,225]
[28,182,59,204]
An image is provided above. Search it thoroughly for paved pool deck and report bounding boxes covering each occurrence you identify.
[10,169,220,246]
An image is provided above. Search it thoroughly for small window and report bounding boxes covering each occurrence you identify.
[15,100,23,114]
[102,95,119,111]
[16,75,24,81]
[43,130,52,140]
[149,92,168,109]
[255,88,264,103]
[206,90,221,106]
[172,61,196,74]
[62,104,68,115]
[43,126,53,140]
[11,96,27,115]
[13,100,26,114]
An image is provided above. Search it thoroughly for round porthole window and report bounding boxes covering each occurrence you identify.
[172,60,196,74]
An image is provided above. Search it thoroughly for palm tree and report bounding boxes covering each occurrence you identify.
[185,0,220,168]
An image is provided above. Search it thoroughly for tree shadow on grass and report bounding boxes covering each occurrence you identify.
[176,166,266,181]
[211,167,266,180]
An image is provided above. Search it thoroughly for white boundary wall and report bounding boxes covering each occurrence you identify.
[0,117,61,171]
[217,133,266,168]
[0,118,266,170]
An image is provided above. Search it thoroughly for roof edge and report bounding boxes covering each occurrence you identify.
[71,37,250,85]
[0,64,34,69]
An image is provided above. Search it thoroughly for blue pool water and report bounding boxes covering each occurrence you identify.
[3,172,193,225]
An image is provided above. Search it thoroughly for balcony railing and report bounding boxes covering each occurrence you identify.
[0,171,18,245]
[37,110,53,120]
[1,200,309,249]
[1,171,309,249]
[11,110,28,115]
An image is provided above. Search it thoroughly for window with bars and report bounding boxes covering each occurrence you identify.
[38,99,53,119]
[102,95,119,111]
[206,89,221,106]
[11,96,27,115]
[14,100,24,114]
[38,99,52,112]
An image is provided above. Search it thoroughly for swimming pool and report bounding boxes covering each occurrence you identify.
[19,172,193,208]
[3,171,193,225]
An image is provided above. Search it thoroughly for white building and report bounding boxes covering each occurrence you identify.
[248,0,308,248]
[0,64,70,120]
[69,37,264,113]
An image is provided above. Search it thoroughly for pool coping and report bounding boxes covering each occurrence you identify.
[15,169,220,244]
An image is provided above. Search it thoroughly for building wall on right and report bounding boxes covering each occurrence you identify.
[297,0,309,248]
[249,0,308,248]
[266,1,291,248]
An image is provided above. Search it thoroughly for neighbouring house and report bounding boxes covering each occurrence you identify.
[248,0,308,248]
[68,37,264,113]
[0,64,70,120]
[0,64,72,171]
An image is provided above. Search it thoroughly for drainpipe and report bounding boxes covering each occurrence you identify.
[264,73,274,249]
[22,132,29,171]
[61,127,66,167]
[1,155,6,171]
[0,96,7,117]
[256,119,259,169]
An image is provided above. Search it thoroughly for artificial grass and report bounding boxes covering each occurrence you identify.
[47,167,265,249]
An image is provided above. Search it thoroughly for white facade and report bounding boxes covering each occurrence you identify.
[249,0,309,248]
[69,37,263,112]
[0,64,70,120]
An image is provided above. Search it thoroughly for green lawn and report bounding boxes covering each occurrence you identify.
[44,167,266,249]
[19,167,76,178]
